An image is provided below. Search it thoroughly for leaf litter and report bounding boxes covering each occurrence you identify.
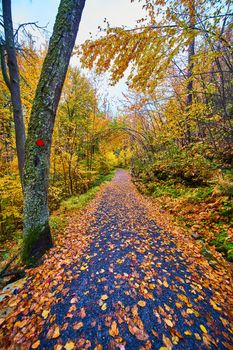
[0,170,232,349]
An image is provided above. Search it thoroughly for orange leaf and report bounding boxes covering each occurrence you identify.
[94,345,103,350]
[128,320,149,341]
[138,300,146,307]
[73,321,83,330]
[109,321,119,337]
[80,307,86,318]
[162,334,173,350]
[31,340,40,349]
[52,326,60,339]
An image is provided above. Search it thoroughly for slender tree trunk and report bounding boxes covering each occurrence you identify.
[22,0,86,263]
[185,0,196,144]
[1,0,26,185]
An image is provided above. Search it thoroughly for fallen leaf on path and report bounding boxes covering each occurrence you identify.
[200,324,207,333]
[52,326,60,339]
[101,294,108,300]
[138,300,146,307]
[162,334,173,350]
[54,345,63,350]
[128,319,148,341]
[47,324,60,339]
[109,321,119,337]
[101,303,107,310]
[64,339,75,350]
[31,340,40,349]
[73,321,83,330]
[42,309,50,319]
[164,319,174,327]
[132,305,138,317]
[80,307,86,318]
[70,297,78,304]
[184,330,192,336]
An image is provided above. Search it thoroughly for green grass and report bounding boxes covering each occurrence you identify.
[50,215,68,231]
[151,181,213,201]
[60,170,116,212]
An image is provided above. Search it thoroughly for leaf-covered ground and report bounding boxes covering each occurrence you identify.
[0,170,232,350]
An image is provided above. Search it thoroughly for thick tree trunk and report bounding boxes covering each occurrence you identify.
[22,0,86,263]
[2,0,26,185]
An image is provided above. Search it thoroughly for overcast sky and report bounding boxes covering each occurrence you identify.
[11,0,145,114]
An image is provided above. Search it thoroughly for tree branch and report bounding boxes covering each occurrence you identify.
[0,45,11,91]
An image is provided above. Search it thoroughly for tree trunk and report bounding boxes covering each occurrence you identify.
[1,0,26,185]
[22,0,86,263]
[185,0,196,144]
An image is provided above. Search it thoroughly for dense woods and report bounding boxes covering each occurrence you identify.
[0,0,232,264]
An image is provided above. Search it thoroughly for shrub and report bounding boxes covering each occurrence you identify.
[0,175,23,242]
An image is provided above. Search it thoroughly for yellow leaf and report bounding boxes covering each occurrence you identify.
[80,265,88,271]
[175,302,182,309]
[52,326,60,339]
[200,325,207,333]
[163,280,169,288]
[210,300,221,311]
[109,321,119,337]
[42,310,50,319]
[64,340,75,350]
[164,319,173,327]
[184,330,192,336]
[50,315,56,323]
[138,300,146,307]
[101,294,108,300]
[159,348,168,350]
[94,346,103,350]
[186,308,194,314]
[31,340,40,349]
[101,303,107,310]
[172,335,179,344]
[177,294,189,304]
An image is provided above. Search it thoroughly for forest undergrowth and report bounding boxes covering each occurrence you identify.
[132,145,233,263]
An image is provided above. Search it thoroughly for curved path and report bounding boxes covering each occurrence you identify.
[1,170,233,350]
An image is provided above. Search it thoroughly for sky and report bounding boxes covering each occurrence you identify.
[11,0,146,114]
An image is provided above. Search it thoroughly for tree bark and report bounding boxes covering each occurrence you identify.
[2,0,26,185]
[185,0,196,144]
[22,0,86,263]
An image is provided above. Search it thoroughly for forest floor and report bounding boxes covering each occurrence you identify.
[0,170,233,350]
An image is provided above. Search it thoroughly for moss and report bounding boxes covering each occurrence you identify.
[50,215,67,231]
[22,221,53,265]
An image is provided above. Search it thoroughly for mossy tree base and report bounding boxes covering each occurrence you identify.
[22,223,53,265]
